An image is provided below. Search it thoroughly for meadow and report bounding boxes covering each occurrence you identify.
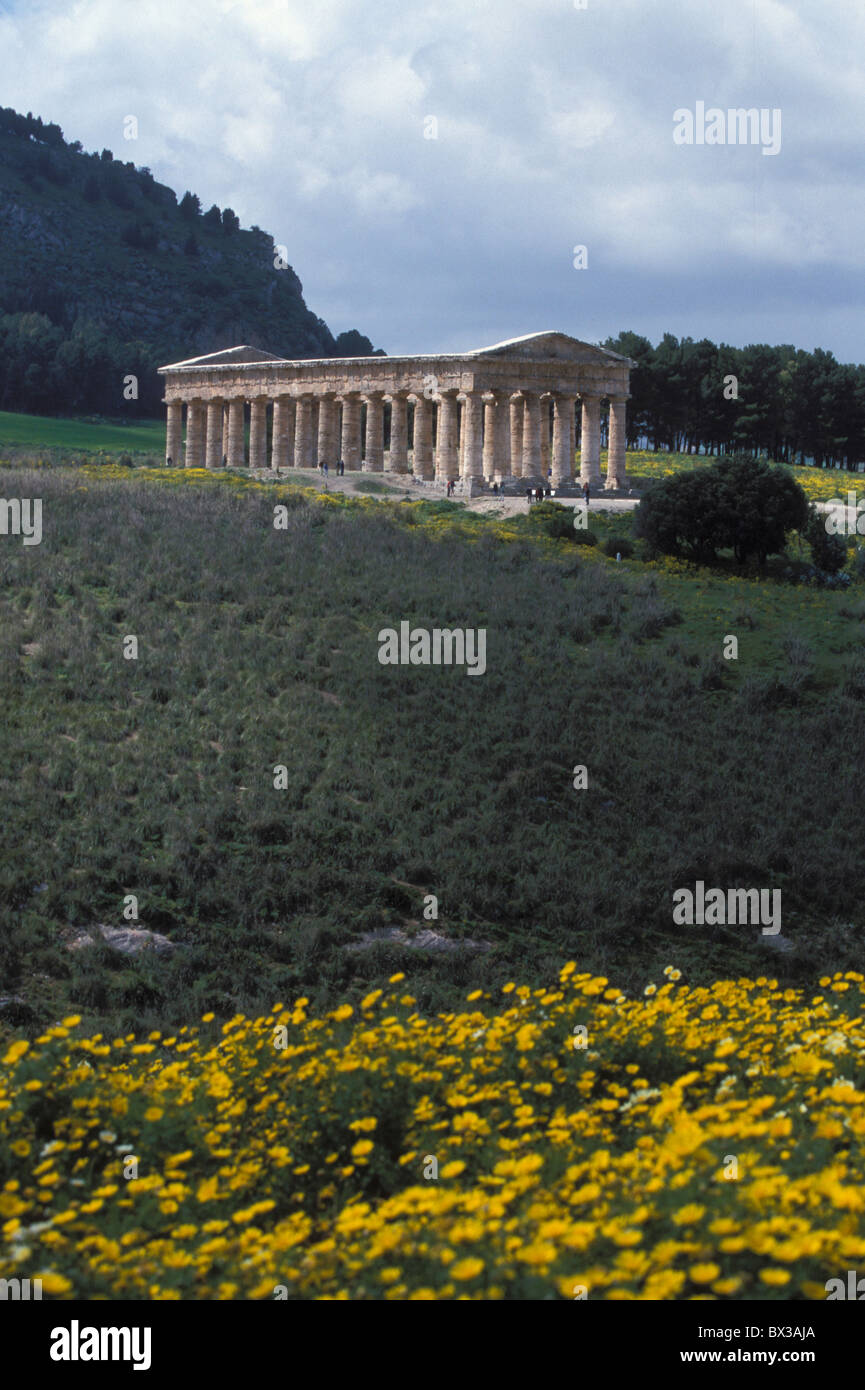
[0,456,863,1042]
[2,964,864,1300]
[0,409,165,455]
[0,440,863,1300]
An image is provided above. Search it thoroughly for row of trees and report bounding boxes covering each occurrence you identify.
[604,331,865,468]
[0,313,382,419]
[0,314,166,418]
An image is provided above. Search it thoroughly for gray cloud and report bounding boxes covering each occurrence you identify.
[1,0,863,358]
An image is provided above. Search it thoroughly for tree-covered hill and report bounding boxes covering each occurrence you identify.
[0,107,381,418]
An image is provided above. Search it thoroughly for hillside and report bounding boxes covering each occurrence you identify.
[0,107,380,417]
[0,458,862,1038]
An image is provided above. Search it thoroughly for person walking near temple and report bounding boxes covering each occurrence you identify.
[583,480,590,506]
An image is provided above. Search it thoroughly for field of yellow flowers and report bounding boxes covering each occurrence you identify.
[2,964,863,1301]
[624,450,862,505]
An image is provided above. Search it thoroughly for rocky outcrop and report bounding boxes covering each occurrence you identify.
[68,924,178,957]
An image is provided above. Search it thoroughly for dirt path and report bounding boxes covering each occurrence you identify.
[261,467,641,514]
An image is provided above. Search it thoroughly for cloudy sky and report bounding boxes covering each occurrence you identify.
[1,0,863,360]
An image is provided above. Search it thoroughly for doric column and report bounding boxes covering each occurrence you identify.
[435,391,459,481]
[165,400,182,466]
[412,395,434,478]
[496,394,512,482]
[221,403,229,463]
[317,394,338,468]
[184,399,205,468]
[387,393,409,472]
[272,396,293,470]
[509,395,524,478]
[295,394,316,470]
[283,399,296,467]
[539,395,551,481]
[605,396,629,490]
[363,392,384,470]
[226,399,245,467]
[340,393,362,470]
[570,402,578,479]
[482,395,497,481]
[521,392,543,485]
[580,394,602,485]
[249,397,268,470]
[552,394,576,486]
[205,398,224,469]
[461,391,483,481]
[310,400,320,468]
[482,391,512,482]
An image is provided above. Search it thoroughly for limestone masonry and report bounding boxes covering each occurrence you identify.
[158,331,634,489]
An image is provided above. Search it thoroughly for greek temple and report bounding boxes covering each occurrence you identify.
[158,331,634,491]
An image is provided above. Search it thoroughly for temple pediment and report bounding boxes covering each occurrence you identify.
[162,345,287,369]
[160,333,633,373]
[463,332,631,366]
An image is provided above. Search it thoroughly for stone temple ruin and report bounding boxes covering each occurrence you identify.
[158,331,635,492]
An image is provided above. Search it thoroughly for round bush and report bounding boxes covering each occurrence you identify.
[603,536,634,558]
[527,500,576,541]
[805,508,847,574]
[634,454,808,566]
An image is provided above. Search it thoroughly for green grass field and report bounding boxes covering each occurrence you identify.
[0,409,165,454]
[0,453,862,1043]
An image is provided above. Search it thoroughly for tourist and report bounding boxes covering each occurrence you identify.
[492,481,498,495]
[222,454,228,468]
[583,481,590,505]
[166,456,172,467]
[526,486,533,504]
[323,461,329,477]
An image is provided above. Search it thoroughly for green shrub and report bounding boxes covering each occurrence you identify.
[603,535,634,558]
[805,506,848,574]
[634,454,808,566]
[527,500,575,541]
